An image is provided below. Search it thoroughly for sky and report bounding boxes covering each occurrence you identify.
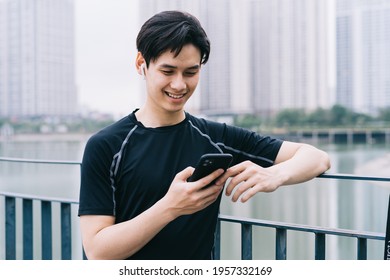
[75,0,142,118]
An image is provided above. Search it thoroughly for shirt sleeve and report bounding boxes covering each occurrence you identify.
[214,122,283,167]
[78,133,116,216]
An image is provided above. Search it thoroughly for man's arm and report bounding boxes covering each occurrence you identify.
[270,140,331,184]
[80,167,226,260]
[216,141,331,202]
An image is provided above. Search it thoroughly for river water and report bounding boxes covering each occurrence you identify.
[0,135,389,260]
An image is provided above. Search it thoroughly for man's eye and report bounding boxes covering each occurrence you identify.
[161,70,174,75]
[184,72,197,76]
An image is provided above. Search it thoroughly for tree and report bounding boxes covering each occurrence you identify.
[306,108,332,127]
[234,114,262,129]
[329,105,350,126]
[378,107,390,122]
[274,109,306,127]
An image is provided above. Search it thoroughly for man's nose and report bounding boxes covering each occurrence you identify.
[170,74,187,91]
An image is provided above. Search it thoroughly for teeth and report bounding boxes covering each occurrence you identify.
[166,92,184,99]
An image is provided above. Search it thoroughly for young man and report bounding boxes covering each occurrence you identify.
[78,10,331,260]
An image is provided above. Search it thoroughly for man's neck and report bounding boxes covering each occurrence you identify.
[135,107,186,128]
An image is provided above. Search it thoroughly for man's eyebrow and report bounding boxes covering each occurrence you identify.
[159,64,200,70]
[187,65,201,70]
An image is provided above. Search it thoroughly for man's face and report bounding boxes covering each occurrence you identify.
[143,44,201,115]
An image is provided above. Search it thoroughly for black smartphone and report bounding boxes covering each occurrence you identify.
[188,153,233,187]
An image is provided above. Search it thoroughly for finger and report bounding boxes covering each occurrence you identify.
[215,169,233,186]
[240,186,257,203]
[194,169,225,189]
[215,163,246,185]
[225,168,251,196]
[177,166,195,181]
[184,183,223,213]
[201,182,224,197]
[234,179,278,203]
[199,185,224,206]
[230,178,256,202]
[238,180,274,203]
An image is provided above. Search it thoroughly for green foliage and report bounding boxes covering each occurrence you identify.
[272,105,375,128]
[0,116,115,135]
[234,114,262,129]
[378,107,390,122]
[306,107,329,124]
[3,105,389,134]
[274,109,306,127]
[233,104,385,129]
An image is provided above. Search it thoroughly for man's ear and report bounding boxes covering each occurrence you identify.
[135,52,146,77]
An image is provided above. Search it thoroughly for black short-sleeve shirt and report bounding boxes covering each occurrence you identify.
[78,111,283,259]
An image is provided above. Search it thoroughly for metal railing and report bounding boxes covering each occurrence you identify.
[0,157,81,260]
[213,214,385,260]
[1,191,78,260]
[0,156,389,260]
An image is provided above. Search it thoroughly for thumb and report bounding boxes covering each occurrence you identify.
[175,166,195,181]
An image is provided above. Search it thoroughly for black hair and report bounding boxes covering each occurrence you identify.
[136,10,210,66]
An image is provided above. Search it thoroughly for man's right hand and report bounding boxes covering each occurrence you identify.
[161,167,227,218]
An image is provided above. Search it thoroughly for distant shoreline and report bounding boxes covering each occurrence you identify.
[0,133,92,143]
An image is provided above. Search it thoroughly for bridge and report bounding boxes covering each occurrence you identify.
[269,128,390,145]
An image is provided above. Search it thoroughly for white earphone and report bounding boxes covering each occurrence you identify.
[141,63,146,79]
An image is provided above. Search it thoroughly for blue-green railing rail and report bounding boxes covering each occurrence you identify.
[0,156,389,260]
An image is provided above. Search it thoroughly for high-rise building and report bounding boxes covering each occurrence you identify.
[250,0,335,117]
[0,0,77,118]
[336,0,390,115]
[138,0,335,117]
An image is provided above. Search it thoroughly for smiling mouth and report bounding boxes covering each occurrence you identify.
[165,91,186,99]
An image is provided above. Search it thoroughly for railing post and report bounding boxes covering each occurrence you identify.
[357,238,367,260]
[5,196,16,260]
[275,228,287,260]
[41,201,52,260]
[61,202,72,260]
[23,198,33,260]
[213,219,221,260]
[241,223,252,260]
[315,233,326,260]
[384,194,390,260]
